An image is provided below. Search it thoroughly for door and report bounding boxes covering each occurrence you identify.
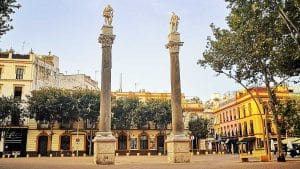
[118,134,127,150]
[157,135,165,154]
[38,136,48,156]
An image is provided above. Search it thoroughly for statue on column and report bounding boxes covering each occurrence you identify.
[103,5,113,26]
[170,12,180,33]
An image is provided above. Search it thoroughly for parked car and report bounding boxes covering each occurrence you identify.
[289,144,300,158]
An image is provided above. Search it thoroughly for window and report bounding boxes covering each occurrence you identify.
[149,138,155,150]
[248,103,252,116]
[118,134,127,150]
[256,138,264,149]
[237,107,240,119]
[130,138,137,149]
[229,110,232,121]
[14,87,22,100]
[238,123,242,136]
[267,121,272,134]
[233,109,236,120]
[250,120,254,135]
[140,135,148,150]
[242,105,246,117]
[226,111,228,121]
[263,102,268,114]
[243,122,248,136]
[16,68,24,80]
[60,135,70,150]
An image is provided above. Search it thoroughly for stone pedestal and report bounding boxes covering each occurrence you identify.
[93,132,116,165]
[166,134,190,163]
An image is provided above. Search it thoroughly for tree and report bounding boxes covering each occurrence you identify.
[198,0,300,161]
[278,96,300,136]
[27,88,79,128]
[134,102,152,129]
[73,90,100,156]
[0,96,25,151]
[27,87,79,153]
[145,99,171,129]
[111,97,140,130]
[188,117,209,139]
[0,96,23,126]
[0,0,21,38]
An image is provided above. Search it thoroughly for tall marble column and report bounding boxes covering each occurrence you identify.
[165,12,190,163]
[93,5,116,165]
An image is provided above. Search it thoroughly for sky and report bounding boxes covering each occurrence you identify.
[0,0,242,101]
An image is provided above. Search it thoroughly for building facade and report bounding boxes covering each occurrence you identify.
[213,86,289,154]
[23,91,205,157]
[0,51,98,157]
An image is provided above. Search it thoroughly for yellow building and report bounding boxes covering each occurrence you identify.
[213,86,289,154]
[24,91,204,157]
[0,51,59,100]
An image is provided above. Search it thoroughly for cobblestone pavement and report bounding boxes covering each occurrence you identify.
[0,155,299,169]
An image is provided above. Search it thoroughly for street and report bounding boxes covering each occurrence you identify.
[0,155,300,169]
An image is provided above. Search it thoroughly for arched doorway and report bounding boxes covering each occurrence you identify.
[118,133,127,150]
[157,135,165,154]
[38,135,48,156]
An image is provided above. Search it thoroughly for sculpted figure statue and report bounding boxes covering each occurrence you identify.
[103,5,113,26]
[170,12,179,33]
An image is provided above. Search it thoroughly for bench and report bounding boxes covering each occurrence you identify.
[240,150,268,162]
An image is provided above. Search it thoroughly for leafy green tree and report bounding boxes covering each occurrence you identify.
[133,102,152,129]
[73,90,100,156]
[0,96,23,126]
[111,97,140,130]
[27,88,79,128]
[0,0,21,38]
[278,96,300,136]
[198,0,300,161]
[188,117,209,139]
[145,99,171,129]
[27,88,79,153]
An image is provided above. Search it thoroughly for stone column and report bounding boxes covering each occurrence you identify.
[93,6,116,165]
[165,13,190,163]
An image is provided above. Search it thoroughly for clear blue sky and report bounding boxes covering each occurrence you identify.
[0,0,241,101]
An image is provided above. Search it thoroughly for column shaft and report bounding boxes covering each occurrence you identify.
[99,46,112,132]
[170,52,184,134]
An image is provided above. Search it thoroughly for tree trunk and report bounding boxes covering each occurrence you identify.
[265,79,285,162]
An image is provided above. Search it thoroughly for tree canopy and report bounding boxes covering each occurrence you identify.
[73,90,100,129]
[111,97,140,130]
[188,117,210,139]
[0,96,23,126]
[27,88,79,128]
[111,97,171,130]
[198,0,300,161]
[0,0,21,38]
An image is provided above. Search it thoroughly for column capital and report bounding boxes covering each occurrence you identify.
[98,34,115,47]
[166,41,184,53]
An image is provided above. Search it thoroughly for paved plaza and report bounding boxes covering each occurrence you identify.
[0,155,300,169]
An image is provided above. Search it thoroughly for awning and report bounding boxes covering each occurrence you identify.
[237,137,256,144]
[281,138,300,144]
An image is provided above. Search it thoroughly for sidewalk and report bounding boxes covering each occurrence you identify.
[0,154,299,169]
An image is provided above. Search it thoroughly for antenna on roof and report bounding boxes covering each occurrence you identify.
[119,73,123,92]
